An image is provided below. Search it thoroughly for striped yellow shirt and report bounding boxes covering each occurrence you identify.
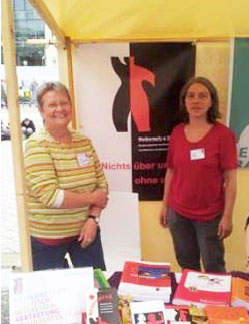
[25,128,108,239]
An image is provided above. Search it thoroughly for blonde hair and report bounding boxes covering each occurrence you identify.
[36,81,71,111]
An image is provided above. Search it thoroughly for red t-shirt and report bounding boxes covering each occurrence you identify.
[167,122,237,221]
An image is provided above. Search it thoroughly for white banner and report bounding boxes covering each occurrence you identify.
[73,43,132,192]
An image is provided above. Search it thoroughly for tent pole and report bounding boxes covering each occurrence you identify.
[2,0,32,271]
[65,37,77,130]
[28,0,65,45]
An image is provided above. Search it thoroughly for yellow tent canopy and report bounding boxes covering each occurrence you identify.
[30,0,249,42]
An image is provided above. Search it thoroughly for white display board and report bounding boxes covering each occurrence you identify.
[9,267,94,324]
[100,191,141,276]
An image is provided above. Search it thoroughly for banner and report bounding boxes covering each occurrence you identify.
[74,43,195,200]
[229,38,249,168]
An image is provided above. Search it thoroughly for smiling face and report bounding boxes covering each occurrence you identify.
[40,90,72,131]
[184,82,212,121]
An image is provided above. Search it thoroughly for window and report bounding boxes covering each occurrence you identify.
[12,0,45,66]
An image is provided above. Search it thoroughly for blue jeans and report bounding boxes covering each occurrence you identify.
[31,227,106,271]
[166,207,225,273]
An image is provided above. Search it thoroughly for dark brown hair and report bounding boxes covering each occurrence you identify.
[179,76,221,123]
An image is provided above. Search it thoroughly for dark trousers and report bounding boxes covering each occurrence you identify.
[166,207,226,273]
[31,227,106,271]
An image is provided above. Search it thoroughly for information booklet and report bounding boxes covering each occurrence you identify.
[130,300,167,324]
[205,305,249,324]
[164,305,191,322]
[231,275,249,310]
[86,287,122,324]
[172,269,232,307]
[118,260,172,302]
[9,267,94,324]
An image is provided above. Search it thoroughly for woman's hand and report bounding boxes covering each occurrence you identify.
[159,168,173,229]
[218,216,233,240]
[78,218,98,248]
[159,204,168,228]
[91,188,108,208]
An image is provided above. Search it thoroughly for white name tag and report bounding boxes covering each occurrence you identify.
[77,153,89,166]
[190,148,205,161]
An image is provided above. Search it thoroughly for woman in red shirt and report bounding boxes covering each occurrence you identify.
[159,77,237,273]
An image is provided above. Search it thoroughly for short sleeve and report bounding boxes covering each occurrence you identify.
[166,128,176,168]
[220,127,238,170]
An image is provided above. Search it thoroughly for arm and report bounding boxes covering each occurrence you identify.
[159,168,174,228]
[80,142,109,213]
[77,144,109,247]
[91,143,108,191]
[61,189,107,209]
[78,204,103,247]
[61,145,108,246]
[218,169,237,239]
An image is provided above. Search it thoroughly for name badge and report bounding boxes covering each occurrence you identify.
[190,148,205,161]
[77,153,89,166]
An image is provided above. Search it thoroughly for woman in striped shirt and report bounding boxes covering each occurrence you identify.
[25,82,108,270]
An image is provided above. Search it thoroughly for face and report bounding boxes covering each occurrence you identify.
[40,90,72,130]
[184,82,212,120]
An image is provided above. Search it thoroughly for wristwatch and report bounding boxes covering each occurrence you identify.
[87,215,100,225]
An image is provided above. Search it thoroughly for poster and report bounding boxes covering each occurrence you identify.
[74,43,195,200]
[129,43,195,200]
[9,267,94,324]
[229,38,249,168]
